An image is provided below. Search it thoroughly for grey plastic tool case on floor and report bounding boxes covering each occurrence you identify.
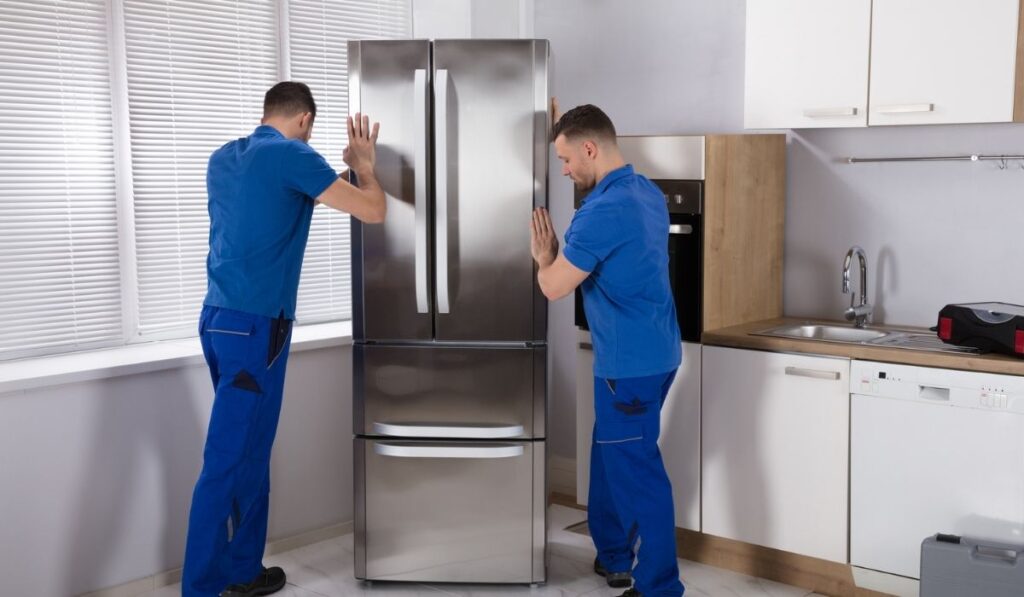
[920,534,1024,597]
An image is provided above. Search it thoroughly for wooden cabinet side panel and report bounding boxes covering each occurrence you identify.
[702,135,786,333]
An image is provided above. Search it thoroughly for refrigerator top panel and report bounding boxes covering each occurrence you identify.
[349,40,433,342]
[432,40,549,343]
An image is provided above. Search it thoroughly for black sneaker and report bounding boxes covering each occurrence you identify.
[618,589,642,597]
[220,567,286,597]
[593,557,632,588]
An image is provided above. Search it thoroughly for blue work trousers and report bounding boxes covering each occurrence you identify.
[182,305,293,597]
[589,371,685,597]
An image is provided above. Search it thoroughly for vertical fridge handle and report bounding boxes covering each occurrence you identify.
[435,68,451,314]
[413,69,429,314]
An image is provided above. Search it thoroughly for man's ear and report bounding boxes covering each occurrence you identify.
[583,139,598,159]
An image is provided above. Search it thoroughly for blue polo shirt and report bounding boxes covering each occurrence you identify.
[204,125,338,320]
[564,164,682,379]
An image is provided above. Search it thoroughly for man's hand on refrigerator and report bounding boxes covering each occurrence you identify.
[343,112,380,176]
[550,97,561,130]
[530,207,558,268]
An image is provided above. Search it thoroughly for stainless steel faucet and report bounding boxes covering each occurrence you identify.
[842,245,873,328]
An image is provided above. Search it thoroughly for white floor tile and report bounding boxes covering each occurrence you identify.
[141,505,819,597]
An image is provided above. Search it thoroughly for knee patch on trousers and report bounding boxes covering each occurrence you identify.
[231,369,262,393]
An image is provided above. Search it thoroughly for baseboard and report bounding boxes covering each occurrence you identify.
[676,528,894,597]
[559,501,895,597]
[79,520,354,597]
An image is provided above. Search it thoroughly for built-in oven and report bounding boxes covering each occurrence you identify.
[574,178,702,342]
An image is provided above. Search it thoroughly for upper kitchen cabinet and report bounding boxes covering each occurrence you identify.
[744,0,872,129]
[745,0,1024,128]
[869,0,1024,126]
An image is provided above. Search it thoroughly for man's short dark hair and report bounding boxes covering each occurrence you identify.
[263,81,317,119]
[552,104,617,144]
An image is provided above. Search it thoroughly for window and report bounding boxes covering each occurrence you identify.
[0,0,122,359]
[0,0,411,360]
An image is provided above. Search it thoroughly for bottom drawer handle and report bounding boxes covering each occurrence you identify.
[785,366,841,381]
[374,443,524,459]
[372,422,524,439]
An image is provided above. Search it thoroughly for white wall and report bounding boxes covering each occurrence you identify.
[413,0,528,39]
[0,346,351,597]
[536,0,747,460]
[786,124,1024,327]
[536,0,1024,461]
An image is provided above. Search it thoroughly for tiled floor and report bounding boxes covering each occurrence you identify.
[147,505,824,596]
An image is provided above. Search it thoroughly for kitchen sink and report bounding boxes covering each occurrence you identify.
[755,324,889,343]
[751,323,981,354]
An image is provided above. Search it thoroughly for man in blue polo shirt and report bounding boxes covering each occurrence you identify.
[182,82,386,597]
[530,104,683,597]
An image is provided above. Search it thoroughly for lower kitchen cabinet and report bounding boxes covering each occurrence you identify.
[701,346,850,562]
[576,330,702,532]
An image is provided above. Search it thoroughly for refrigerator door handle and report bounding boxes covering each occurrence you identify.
[374,442,524,459]
[372,422,524,439]
[414,68,429,314]
[435,68,451,314]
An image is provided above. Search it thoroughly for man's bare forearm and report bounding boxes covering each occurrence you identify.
[353,166,386,222]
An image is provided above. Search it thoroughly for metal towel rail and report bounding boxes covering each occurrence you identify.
[846,154,1024,167]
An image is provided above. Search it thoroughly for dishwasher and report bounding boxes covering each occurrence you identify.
[850,360,1024,580]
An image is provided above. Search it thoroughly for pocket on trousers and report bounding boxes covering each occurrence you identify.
[594,420,644,445]
[205,310,258,370]
[205,310,256,337]
[266,315,292,368]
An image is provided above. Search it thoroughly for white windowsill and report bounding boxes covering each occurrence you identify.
[0,321,352,395]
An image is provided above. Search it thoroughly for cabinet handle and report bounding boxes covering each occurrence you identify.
[785,366,840,381]
[802,107,858,118]
[874,103,934,114]
[579,342,593,351]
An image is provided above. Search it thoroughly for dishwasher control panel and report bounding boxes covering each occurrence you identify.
[851,360,1024,414]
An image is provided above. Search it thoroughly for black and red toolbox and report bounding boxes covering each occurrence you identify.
[937,302,1024,358]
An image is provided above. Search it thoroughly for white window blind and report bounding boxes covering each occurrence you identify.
[288,0,411,324]
[123,0,278,337]
[0,0,121,359]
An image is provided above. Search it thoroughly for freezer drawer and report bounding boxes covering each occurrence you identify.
[354,344,545,439]
[354,438,546,583]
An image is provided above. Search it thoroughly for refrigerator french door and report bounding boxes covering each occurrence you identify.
[349,39,549,584]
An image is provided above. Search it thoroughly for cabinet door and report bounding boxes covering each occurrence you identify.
[660,343,701,532]
[744,0,871,129]
[869,0,1020,125]
[576,337,702,534]
[702,346,849,562]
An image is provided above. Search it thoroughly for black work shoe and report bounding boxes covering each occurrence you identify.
[593,557,632,588]
[220,567,286,597]
[618,589,642,597]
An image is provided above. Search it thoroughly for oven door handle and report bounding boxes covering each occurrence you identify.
[669,224,693,235]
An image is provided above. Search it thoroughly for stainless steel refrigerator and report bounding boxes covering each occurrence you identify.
[349,39,549,585]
